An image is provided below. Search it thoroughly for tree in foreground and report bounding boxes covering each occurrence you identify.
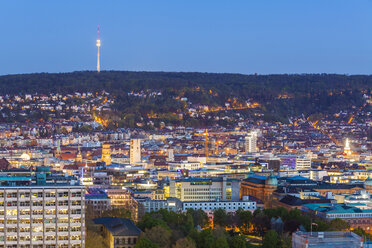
[85,229,105,248]
[142,225,172,248]
[229,235,247,248]
[101,207,132,219]
[328,218,350,231]
[197,229,214,248]
[172,237,196,248]
[213,209,228,227]
[262,230,280,248]
[135,237,159,248]
[214,236,229,248]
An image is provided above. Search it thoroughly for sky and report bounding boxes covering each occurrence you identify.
[1,0,372,75]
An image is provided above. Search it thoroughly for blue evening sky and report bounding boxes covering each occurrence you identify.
[0,0,371,75]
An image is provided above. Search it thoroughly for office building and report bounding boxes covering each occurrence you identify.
[137,197,182,213]
[245,131,257,153]
[0,168,85,248]
[183,196,256,217]
[169,177,240,202]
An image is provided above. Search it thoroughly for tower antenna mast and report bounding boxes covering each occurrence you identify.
[96,25,101,72]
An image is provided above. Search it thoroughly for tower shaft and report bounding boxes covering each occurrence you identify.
[96,26,101,73]
[97,46,100,72]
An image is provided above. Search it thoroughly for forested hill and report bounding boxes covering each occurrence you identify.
[0,71,370,95]
[0,71,370,126]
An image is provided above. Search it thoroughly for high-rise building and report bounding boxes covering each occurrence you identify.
[245,131,258,153]
[167,149,174,162]
[344,138,351,155]
[130,139,141,165]
[0,168,85,248]
[101,144,111,165]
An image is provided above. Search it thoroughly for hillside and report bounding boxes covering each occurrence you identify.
[0,71,370,127]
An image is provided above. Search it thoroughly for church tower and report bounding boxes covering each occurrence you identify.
[101,144,111,165]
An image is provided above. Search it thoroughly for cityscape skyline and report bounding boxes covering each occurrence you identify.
[0,1,371,247]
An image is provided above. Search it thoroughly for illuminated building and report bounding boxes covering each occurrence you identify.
[137,197,182,213]
[130,139,141,165]
[101,144,111,165]
[169,177,240,202]
[240,172,278,208]
[344,138,352,156]
[182,196,256,217]
[245,131,258,153]
[0,168,85,248]
[76,146,82,163]
[167,149,174,162]
[168,161,201,171]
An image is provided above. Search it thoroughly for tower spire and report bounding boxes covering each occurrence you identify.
[96,25,101,72]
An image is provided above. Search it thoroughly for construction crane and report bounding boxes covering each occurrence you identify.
[194,129,246,157]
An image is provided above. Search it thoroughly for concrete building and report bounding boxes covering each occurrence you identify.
[240,172,278,208]
[182,196,256,217]
[168,161,201,171]
[301,203,372,231]
[86,189,111,218]
[245,131,257,153]
[169,177,240,202]
[130,139,141,165]
[292,231,362,248]
[137,197,182,213]
[295,157,312,170]
[0,169,85,248]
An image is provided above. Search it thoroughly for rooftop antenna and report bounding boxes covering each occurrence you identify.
[96,25,101,72]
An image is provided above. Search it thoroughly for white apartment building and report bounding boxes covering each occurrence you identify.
[0,168,85,248]
[245,131,257,153]
[169,177,241,202]
[168,161,201,171]
[182,198,256,216]
[295,157,312,170]
[137,197,182,213]
[0,184,85,248]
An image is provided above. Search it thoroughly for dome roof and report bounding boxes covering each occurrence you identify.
[265,174,278,186]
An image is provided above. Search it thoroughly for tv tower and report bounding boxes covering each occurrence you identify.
[96,26,101,72]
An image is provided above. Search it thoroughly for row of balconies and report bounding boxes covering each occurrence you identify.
[0,196,83,201]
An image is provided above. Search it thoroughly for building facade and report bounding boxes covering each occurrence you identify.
[0,178,85,247]
[245,131,257,153]
[130,139,141,165]
[93,217,141,248]
[182,197,256,217]
[169,177,240,202]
